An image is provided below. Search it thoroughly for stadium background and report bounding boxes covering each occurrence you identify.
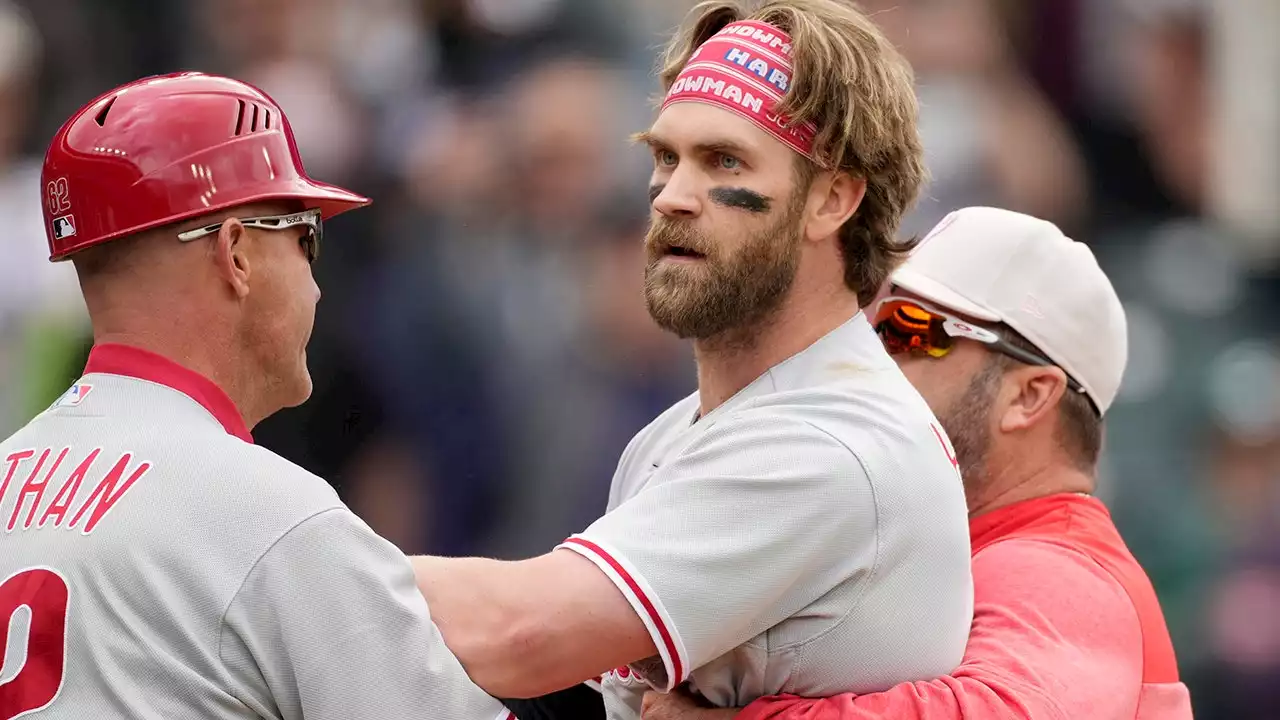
[0,0,1276,716]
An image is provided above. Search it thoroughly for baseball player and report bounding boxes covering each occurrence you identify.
[412,2,973,718]
[642,208,1195,720]
[0,73,507,720]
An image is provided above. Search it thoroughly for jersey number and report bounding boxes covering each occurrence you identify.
[0,568,69,719]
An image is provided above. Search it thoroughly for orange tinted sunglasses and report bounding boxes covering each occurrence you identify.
[872,296,1087,396]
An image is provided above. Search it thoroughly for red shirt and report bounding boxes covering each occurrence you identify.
[738,494,1193,720]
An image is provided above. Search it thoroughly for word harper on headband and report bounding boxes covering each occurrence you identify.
[662,20,817,159]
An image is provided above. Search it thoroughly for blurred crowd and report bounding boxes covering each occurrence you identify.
[0,0,1277,716]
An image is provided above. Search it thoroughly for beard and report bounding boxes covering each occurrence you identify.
[642,190,805,342]
[936,357,1005,490]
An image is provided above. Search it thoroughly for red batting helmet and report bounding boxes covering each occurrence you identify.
[40,72,370,261]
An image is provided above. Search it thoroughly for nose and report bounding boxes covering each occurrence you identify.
[652,169,702,219]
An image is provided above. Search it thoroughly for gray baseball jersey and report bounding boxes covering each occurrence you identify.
[558,313,974,719]
[0,343,509,720]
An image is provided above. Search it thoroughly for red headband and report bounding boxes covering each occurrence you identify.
[661,20,818,160]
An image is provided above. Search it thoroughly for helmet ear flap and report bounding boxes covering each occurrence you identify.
[41,72,370,262]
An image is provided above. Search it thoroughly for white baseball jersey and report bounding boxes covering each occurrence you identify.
[558,313,974,719]
[0,343,508,720]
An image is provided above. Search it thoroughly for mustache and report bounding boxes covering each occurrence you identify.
[645,217,712,256]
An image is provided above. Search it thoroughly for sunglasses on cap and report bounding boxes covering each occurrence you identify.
[872,295,1088,397]
[176,208,323,263]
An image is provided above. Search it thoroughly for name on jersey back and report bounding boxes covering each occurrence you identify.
[0,446,149,534]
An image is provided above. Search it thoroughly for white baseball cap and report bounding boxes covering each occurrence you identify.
[888,207,1129,415]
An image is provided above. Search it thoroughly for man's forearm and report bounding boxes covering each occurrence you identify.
[412,556,518,667]
[642,673,1059,720]
[413,550,657,698]
[733,675,1061,720]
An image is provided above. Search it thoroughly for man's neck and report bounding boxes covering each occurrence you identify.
[966,459,1095,519]
[693,283,859,416]
[91,327,267,429]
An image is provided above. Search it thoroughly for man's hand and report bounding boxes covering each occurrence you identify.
[641,687,740,720]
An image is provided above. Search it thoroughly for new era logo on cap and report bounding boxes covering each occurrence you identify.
[52,214,77,240]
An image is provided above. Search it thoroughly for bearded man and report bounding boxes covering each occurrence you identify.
[411,2,973,718]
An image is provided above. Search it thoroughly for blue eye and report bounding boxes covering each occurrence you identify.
[657,150,678,167]
[718,154,741,171]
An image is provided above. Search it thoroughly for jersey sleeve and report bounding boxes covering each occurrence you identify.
[736,539,1150,720]
[218,507,511,720]
[557,412,876,691]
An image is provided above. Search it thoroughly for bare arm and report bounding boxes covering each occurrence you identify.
[412,549,657,699]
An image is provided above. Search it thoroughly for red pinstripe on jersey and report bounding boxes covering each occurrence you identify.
[561,536,686,686]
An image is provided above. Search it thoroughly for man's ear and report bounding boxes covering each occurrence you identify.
[997,366,1068,434]
[804,171,866,243]
[213,218,252,299]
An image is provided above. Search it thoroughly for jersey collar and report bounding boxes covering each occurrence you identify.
[83,343,255,444]
[693,311,889,425]
[968,493,1105,551]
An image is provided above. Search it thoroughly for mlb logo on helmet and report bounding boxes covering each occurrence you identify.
[52,214,77,240]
